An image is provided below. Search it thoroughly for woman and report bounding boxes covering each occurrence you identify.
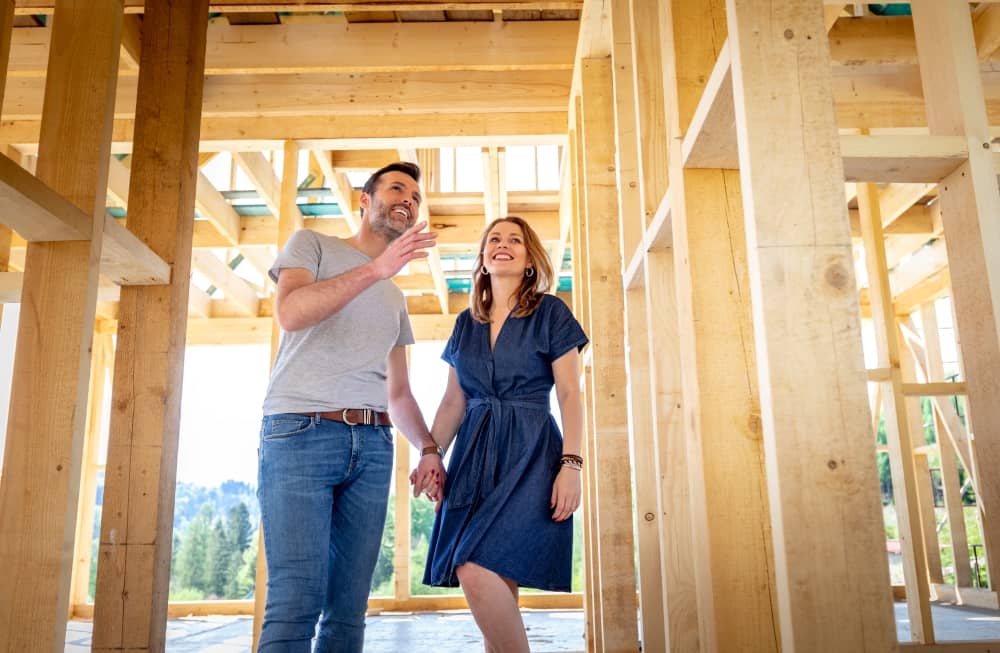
[417,216,588,652]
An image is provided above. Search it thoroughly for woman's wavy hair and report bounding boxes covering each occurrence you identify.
[470,216,554,324]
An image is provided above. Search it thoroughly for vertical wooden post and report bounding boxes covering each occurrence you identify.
[580,56,639,652]
[920,301,972,588]
[0,3,122,651]
[608,2,665,650]
[726,1,896,650]
[69,324,114,615]
[0,0,12,112]
[660,0,779,649]
[393,346,412,603]
[643,247,699,653]
[570,110,602,653]
[253,140,305,649]
[911,0,1000,591]
[857,182,934,642]
[93,3,208,651]
[898,317,944,588]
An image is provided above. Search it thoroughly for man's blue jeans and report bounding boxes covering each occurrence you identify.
[257,413,394,653]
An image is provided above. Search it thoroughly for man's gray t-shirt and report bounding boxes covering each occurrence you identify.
[262,229,414,415]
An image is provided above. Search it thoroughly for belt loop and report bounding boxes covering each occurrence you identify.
[364,408,373,425]
[312,412,321,425]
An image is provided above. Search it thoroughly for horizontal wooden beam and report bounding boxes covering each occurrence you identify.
[0,153,169,284]
[0,272,136,303]
[14,0,584,13]
[185,312,458,344]
[9,19,577,77]
[840,134,968,183]
[682,41,1000,162]
[0,112,569,153]
[0,151,91,240]
[900,381,967,397]
[183,210,559,248]
[3,70,571,121]
[100,214,171,285]
[70,591,583,620]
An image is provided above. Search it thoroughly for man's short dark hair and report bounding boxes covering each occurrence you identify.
[363,161,421,196]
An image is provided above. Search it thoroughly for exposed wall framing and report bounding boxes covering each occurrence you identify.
[0,2,998,652]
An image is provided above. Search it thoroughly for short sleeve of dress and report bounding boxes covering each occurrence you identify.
[441,310,467,367]
[545,296,588,362]
[268,229,321,283]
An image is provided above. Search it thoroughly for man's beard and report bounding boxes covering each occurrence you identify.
[369,204,409,241]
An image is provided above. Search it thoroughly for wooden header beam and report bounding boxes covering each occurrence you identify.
[8,19,577,77]
[12,0,585,13]
[0,112,570,154]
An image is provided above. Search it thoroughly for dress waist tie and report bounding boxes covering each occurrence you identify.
[446,393,549,508]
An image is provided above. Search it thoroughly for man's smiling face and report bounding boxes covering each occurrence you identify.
[363,170,422,241]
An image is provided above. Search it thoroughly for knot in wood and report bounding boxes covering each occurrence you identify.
[825,263,849,290]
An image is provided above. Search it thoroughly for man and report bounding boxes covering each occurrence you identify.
[257,161,445,652]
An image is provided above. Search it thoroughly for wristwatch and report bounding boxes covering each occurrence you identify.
[421,445,444,457]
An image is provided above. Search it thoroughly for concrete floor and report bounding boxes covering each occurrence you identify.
[64,603,1000,652]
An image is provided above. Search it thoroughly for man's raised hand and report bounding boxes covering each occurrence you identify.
[373,221,438,279]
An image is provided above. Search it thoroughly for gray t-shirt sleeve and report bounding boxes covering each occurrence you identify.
[397,308,415,347]
[269,229,321,283]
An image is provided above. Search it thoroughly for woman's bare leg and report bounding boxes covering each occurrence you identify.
[456,562,529,653]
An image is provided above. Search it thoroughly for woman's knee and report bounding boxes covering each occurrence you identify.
[456,562,489,595]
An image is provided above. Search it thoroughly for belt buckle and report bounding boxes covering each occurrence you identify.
[341,408,358,426]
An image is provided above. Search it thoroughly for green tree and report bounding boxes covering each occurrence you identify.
[229,533,258,599]
[205,518,233,597]
[226,503,252,554]
[174,504,213,596]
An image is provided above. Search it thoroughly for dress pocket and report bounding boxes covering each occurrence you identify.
[262,414,314,440]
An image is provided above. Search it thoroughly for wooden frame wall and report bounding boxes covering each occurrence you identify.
[1,2,999,652]
[572,0,1000,652]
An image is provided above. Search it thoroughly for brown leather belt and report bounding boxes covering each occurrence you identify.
[297,408,392,428]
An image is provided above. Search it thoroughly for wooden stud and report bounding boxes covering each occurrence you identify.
[911,0,1000,590]
[580,56,639,652]
[627,0,668,234]
[726,2,897,650]
[920,301,973,588]
[608,3,665,650]
[0,0,12,342]
[643,244,700,652]
[0,2,122,651]
[569,105,601,653]
[68,326,113,613]
[393,371,412,602]
[660,0,781,649]
[399,147,449,314]
[898,317,944,587]
[859,181,935,642]
[91,3,209,651]
[1,0,13,112]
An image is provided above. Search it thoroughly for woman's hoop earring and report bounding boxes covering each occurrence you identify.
[481,265,489,276]
[525,267,535,278]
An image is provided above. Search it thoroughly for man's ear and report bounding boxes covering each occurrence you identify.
[359,192,370,211]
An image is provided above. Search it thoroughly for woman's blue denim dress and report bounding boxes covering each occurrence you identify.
[423,295,588,591]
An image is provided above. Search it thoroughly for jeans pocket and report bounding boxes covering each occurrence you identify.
[262,414,314,441]
[376,425,394,446]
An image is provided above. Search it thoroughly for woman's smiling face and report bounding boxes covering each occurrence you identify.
[482,220,530,277]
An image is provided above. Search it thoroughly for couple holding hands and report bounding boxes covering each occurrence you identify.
[257,161,586,653]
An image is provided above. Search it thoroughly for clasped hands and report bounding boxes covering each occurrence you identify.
[409,453,446,509]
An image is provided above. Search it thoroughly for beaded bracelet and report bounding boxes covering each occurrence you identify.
[560,454,583,471]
